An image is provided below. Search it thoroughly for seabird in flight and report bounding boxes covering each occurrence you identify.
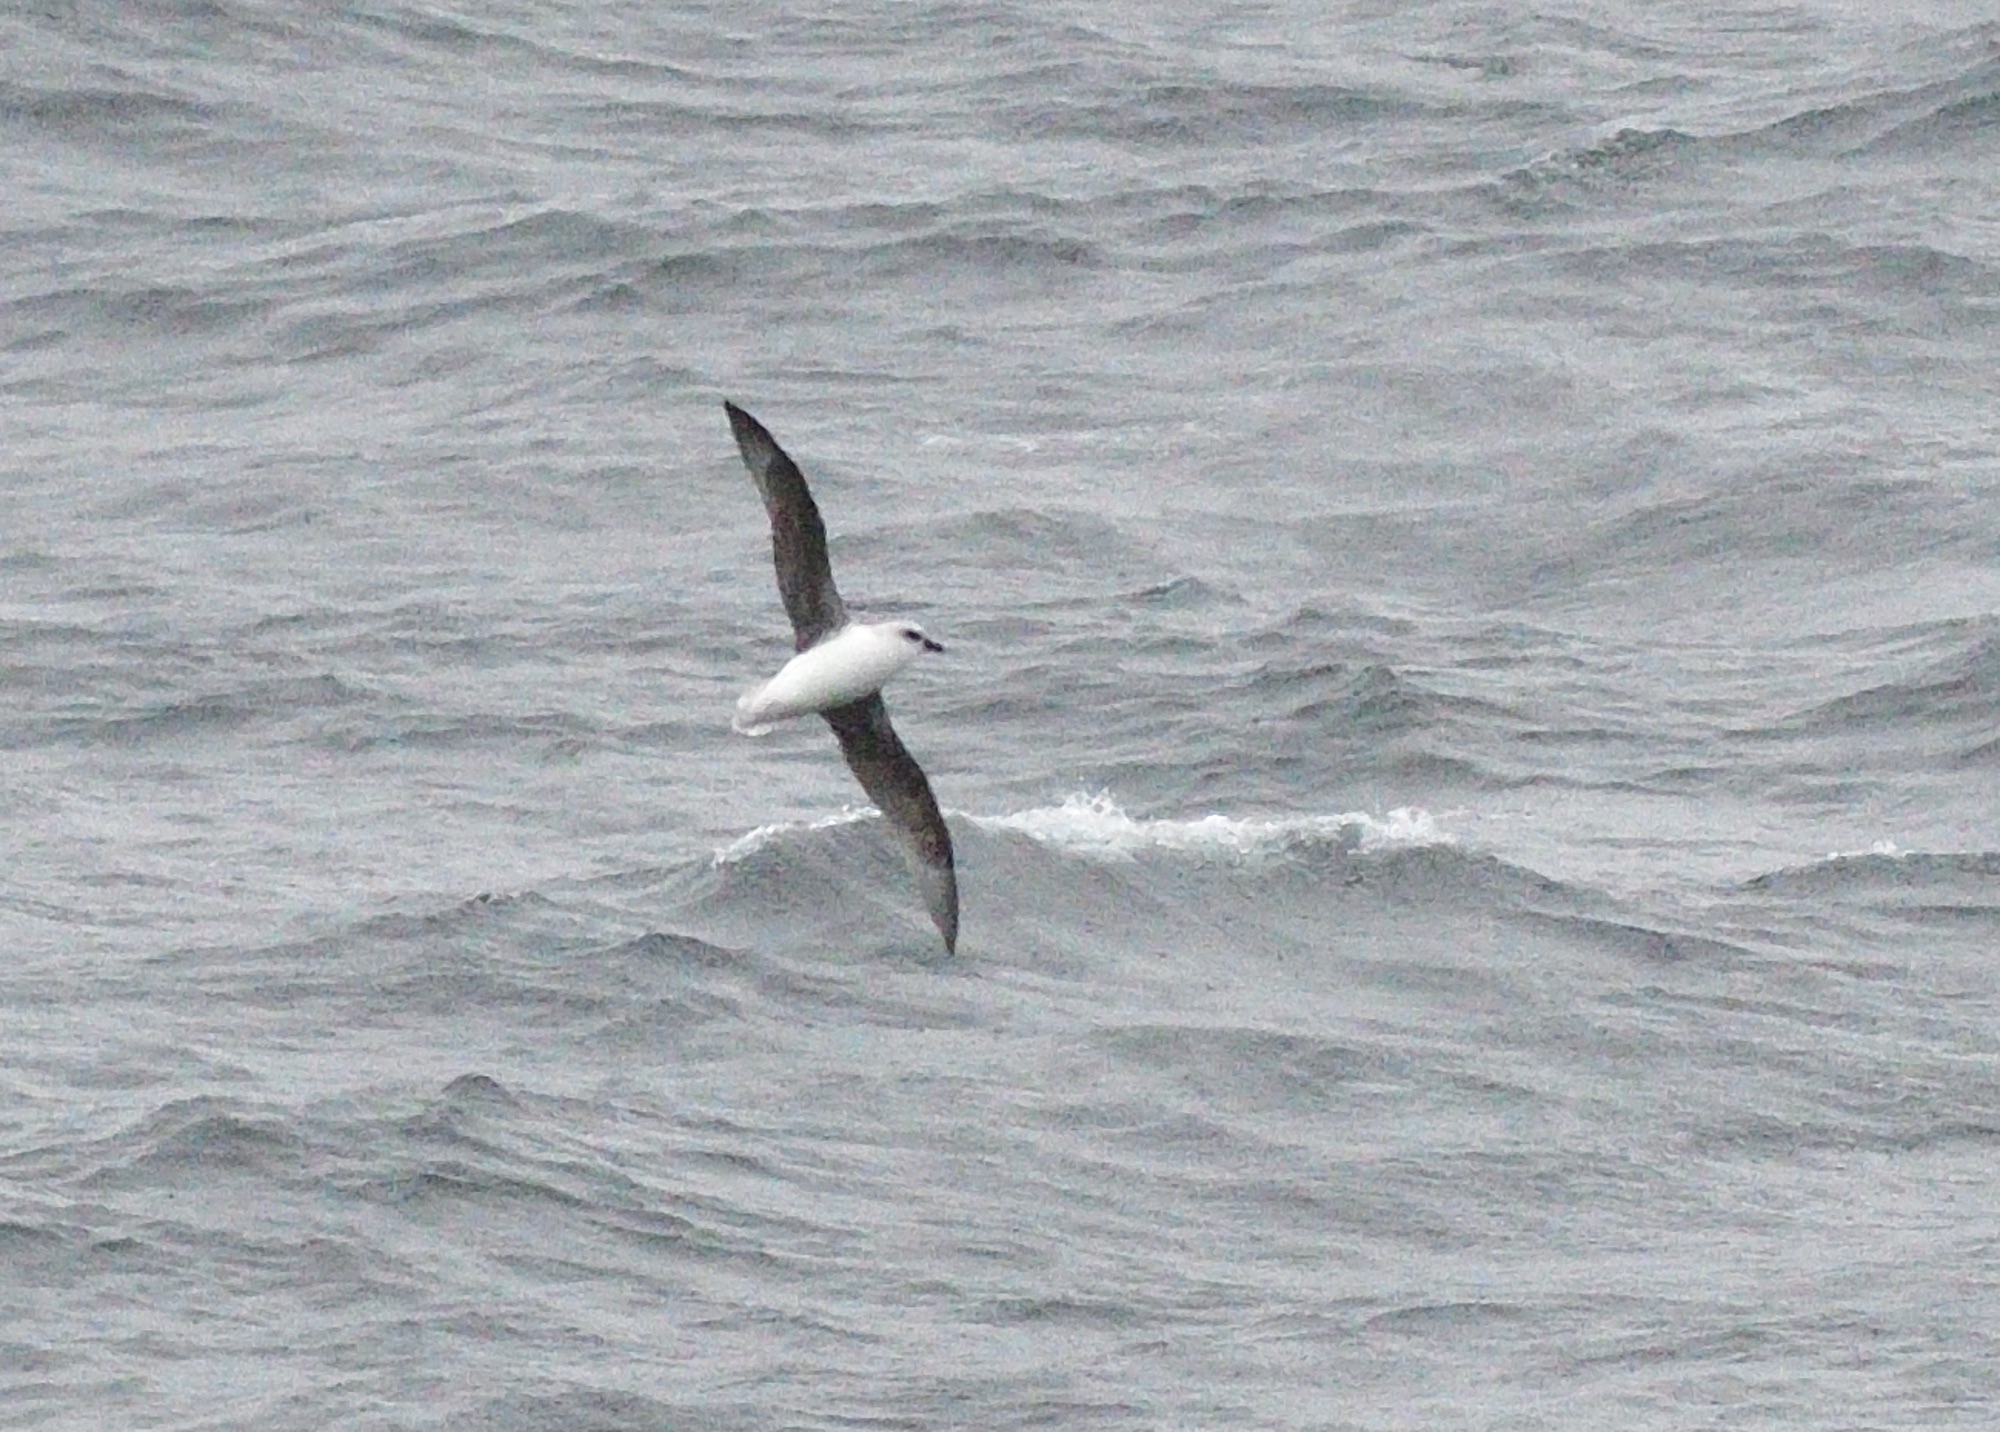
[724,400,958,954]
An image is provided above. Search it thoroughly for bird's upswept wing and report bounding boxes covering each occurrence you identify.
[725,401,848,651]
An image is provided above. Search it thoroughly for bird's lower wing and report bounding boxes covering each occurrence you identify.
[821,693,958,953]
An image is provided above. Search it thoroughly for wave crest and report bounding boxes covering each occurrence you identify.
[711,792,1452,867]
[981,791,1449,861]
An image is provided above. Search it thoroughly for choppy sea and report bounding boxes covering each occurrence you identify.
[5,2,2000,1427]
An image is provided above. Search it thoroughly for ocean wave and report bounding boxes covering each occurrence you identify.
[1849,58,2000,158]
[69,1095,305,1191]
[1742,847,2000,901]
[568,94,884,141]
[0,77,211,136]
[1004,79,1434,147]
[2,282,268,347]
[144,891,760,1049]
[1495,126,1702,215]
[714,791,1450,870]
[329,708,603,756]
[5,673,369,750]
[1520,463,1962,599]
[693,792,1541,960]
[1235,660,1445,736]
[1695,45,1997,159]
[1776,629,2000,740]
[711,807,882,866]
[848,226,1104,282]
[610,220,1107,319]
[1519,909,1767,970]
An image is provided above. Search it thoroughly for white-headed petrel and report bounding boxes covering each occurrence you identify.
[724,401,958,954]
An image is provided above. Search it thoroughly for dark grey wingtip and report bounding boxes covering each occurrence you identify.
[724,401,848,649]
[916,854,959,955]
[723,399,764,449]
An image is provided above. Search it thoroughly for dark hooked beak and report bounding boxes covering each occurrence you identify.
[922,636,945,653]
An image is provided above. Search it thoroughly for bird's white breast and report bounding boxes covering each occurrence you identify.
[733,623,920,733]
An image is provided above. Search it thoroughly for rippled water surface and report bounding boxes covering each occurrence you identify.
[4,2,1999,1426]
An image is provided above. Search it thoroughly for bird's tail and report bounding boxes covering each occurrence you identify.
[732,684,778,736]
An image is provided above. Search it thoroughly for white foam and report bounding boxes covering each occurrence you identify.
[1821,838,1903,862]
[712,792,1454,868]
[978,791,1452,862]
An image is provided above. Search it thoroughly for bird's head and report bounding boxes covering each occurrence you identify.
[896,623,946,654]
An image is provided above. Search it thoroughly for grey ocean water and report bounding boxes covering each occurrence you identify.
[5,1,2000,1426]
